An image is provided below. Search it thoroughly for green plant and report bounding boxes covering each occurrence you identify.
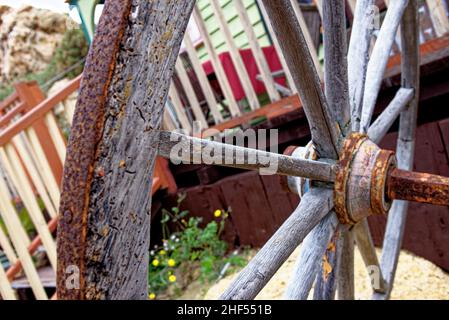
[54,28,89,79]
[148,194,245,299]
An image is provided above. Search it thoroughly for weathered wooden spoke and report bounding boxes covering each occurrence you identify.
[220,188,334,300]
[284,211,338,300]
[353,219,386,293]
[260,0,340,159]
[313,226,341,300]
[157,131,336,182]
[360,0,409,133]
[348,0,375,132]
[373,0,420,300]
[56,0,449,301]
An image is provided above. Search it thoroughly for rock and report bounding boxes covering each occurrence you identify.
[0,5,73,83]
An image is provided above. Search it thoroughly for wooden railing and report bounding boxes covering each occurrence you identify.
[0,76,176,300]
[163,0,449,134]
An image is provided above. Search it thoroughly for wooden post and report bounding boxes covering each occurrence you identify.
[56,0,195,300]
[14,82,63,184]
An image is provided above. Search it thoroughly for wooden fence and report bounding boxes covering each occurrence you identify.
[0,77,176,300]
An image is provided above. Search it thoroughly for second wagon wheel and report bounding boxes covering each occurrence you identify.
[219,0,439,300]
[56,0,449,300]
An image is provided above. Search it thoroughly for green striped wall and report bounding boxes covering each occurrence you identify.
[196,0,271,62]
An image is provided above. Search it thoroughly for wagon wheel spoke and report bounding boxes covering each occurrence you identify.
[284,210,339,300]
[348,0,375,132]
[220,188,333,300]
[313,226,342,300]
[373,0,420,300]
[337,229,355,299]
[260,0,340,159]
[367,88,414,144]
[353,219,386,293]
[360,0,409,133]
[157,131,336,182]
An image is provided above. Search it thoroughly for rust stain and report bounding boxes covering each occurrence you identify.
[387,168,449,206]
[370,149,395,216]
[56,0,133,300]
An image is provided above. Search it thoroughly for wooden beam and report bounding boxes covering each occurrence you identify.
[0,174,47,299]
[174,58,208,128]
[192,5,241,117]
[168,82,192,133]
[0,75,81,147]
[234,0,281,102]
[205,94,301,135]
[183,33,224,124]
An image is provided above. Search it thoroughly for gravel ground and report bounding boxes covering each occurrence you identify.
[204,246,449,300]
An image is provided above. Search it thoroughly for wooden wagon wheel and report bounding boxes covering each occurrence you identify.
[56,0,449,300]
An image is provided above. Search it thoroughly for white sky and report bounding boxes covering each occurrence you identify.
[0,0,70,13]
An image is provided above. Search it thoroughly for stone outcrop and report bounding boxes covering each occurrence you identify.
[0,5,72,83]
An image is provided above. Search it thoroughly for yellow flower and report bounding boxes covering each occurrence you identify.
[149,293,156,300]
[168,275,176,283]
[168,259,176,267]
[160,250,166,255]
[152,259,159,267]
[214,209,222,218]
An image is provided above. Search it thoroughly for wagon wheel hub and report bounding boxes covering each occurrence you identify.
[283,132,449,226]
[334,133,396,225]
